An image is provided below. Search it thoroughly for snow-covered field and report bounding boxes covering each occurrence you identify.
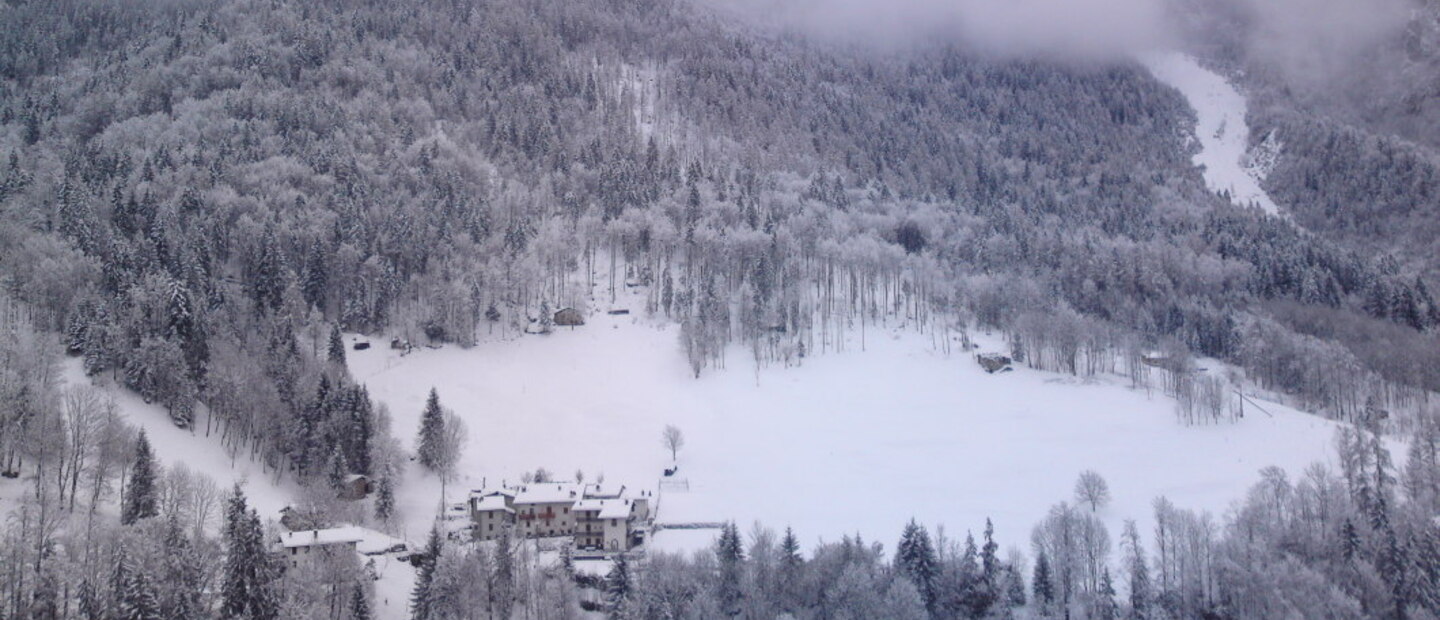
[352,301,1348,559]
[25,290,1361,620]
[1142,52,1281,216]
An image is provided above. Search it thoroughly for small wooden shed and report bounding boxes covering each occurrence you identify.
[338,474,373,501]
[554,308,585,327]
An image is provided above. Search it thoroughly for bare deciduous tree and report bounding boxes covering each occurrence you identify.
[1075,470,1111,512]
[663,425,685,461]
[436,411,468,503]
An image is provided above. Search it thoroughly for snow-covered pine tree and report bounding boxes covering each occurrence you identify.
[221,485,280,620]
[347,386,373,476]
[411,526,443,620]
[605,550,631,615]
[779,526,803,612]
[121,430,158,525]
[251,227,286,313]
[375,469,395,523]
[958,531,991,617]
[895,520,939,613]
[326,448,349,490]
[303,238,328,311]
[1095,567,1118,620]
[715,521,746,613]
[327,324,346,367]
[1033,551,1054,609]
[119,557,161,620]
[416,388,445,471]
[1004,566,1027,607]
[981,518,1000,592]
[350,581,372,620]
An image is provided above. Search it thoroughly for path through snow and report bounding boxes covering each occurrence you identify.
[1142,52,1281,215]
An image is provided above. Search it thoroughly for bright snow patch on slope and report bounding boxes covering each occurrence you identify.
[352,303,1345,558]
[1143,52,1281,215]
[58,359,297,522]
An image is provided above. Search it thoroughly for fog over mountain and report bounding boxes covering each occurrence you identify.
[710,0,1415,72]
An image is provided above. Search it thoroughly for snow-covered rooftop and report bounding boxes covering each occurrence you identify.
[279,526,367,549]
[598,499,631,520]
[573,498,605,512]
[514,483,581,505]
[473,495,514,513]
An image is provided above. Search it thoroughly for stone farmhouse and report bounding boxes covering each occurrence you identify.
[468,481,652,551]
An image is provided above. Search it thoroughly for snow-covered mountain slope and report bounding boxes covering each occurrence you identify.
[351,303,1348,557]
[57,359,297,522]
[1142,52,1281,215]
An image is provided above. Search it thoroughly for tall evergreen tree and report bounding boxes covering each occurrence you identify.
[605,550,632,617]
[119,560,161,620]
[221,485,280,620]
[411,526,443,620]
[1033,551,1055,609]
[779,526,803,612]
[328,324,346,367]
[717,521,745,615]
[896,519,939,613]
[375,469,396,523]
[121,430,158,525]
[416,388,445,471]
[1096,568,1118,620]
[350,581,372,620]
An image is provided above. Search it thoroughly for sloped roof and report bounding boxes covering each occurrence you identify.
[474,495,515,513]
[515,483,581,504]
[279,526,367,549]
[598,499,632,520]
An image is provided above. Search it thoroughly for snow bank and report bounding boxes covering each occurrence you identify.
[1142,52,1281,216]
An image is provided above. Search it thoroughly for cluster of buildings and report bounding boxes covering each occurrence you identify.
[468,481,653,552]
[272,480,655,567]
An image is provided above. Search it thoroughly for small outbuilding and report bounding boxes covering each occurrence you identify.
[554,308,585,327]
[976,353,1013,374]
[338,474,373,501]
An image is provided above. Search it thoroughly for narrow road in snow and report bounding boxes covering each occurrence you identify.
[1141,52,1280,216]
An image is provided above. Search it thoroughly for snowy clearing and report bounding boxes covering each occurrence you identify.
[1142,51,1281,216]
[59,359,298,522]
[352,303,1348,559]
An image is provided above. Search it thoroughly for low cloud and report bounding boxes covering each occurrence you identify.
[1241,0,1412,83]
[706,0,1412,69]
[712,0,1172,58]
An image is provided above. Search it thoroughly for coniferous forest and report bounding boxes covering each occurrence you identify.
[1,0,1440,618]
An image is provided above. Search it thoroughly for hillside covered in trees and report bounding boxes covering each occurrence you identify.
[2,0,1440,617]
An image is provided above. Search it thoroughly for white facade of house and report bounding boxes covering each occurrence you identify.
[277,526,366,568]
